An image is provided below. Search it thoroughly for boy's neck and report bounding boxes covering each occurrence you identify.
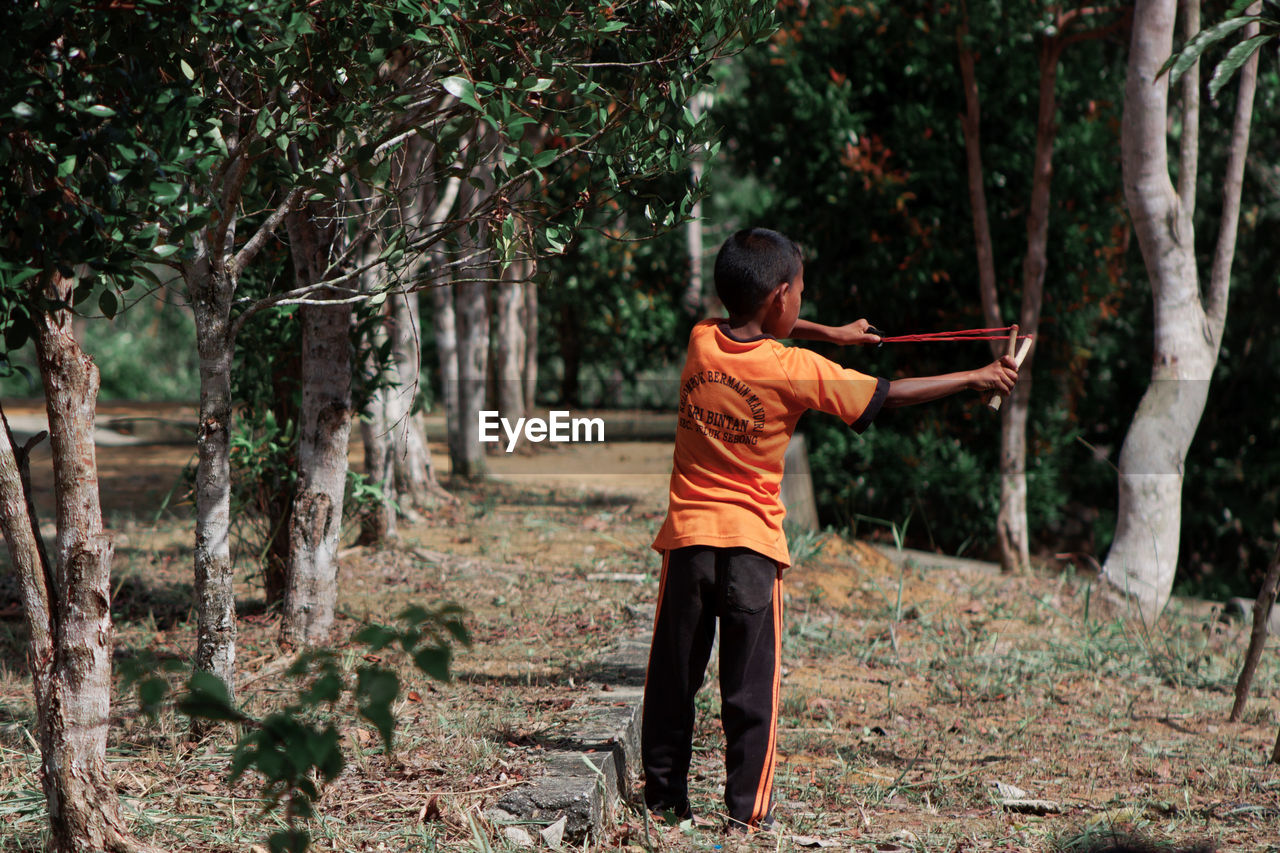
[723,314,768,340]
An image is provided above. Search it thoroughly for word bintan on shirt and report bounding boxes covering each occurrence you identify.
[478,410,606,453]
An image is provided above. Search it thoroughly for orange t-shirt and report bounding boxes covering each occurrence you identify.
[652,319,888,566]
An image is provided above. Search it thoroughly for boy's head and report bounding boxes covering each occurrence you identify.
[714,228,803,318]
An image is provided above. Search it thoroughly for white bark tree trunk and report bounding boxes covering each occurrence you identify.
[0,272,159,853]
[432,279,460,454]
[451,270,490,480]
[359,388,397,543]
[523,277,539,413]
[188,252,238,695]
[997,38,1063,574]
[388,289,448,506]
[448,134,495,481]
[495,259,528,425]
[1103,0,1258,620]
[358,251,399,545]
[280,203,354,647]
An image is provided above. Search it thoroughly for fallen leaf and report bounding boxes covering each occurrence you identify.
[993,781,1028,800]
[417,794,441,822]
[540,815,567,848]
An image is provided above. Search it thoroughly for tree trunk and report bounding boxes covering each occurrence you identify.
[957,15,1030,573]
[188,256,239,699]
[495,260,528,424]
[523,276,539,413]
[185,134,251,703]
[356,236,399,545]
[997,38,1063,573]
[359,395,397,544]
[451,271,490,480]
[388,290,443,503]
[383,133,450,508]
[1102,0,1257,620]
[358,307,398,545]
[448,143,494,481]
[0,273,158,853]
[432,279,460,453]
[280,204,354,648]
[1230,544,1280,722]
[955,18,1003,343]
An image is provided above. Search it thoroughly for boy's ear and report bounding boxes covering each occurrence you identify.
[767,281,789,311]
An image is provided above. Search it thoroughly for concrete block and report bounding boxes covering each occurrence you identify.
[782,433,819,531]
[491,632,649,843]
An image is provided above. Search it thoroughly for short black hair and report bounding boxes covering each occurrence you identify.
[713,227,802,316]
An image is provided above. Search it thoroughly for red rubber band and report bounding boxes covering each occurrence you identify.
[879,325,1033,344]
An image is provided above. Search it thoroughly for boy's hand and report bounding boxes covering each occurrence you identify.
[787,318,882,346]
[971,355,1019,393]
[833,319,882,346]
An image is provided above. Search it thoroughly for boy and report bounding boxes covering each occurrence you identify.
[642,227,1018,831]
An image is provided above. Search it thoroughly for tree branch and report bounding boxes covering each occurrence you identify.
[210,149,250,266]
[1177,0,1200,215]
[0,398,55,667]
[1205,4,1261,336]
[955,10,1003,358]
[232,185,306,278]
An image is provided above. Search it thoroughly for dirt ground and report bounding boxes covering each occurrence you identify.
[1,401,1278,852]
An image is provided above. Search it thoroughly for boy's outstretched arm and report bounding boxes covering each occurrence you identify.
[789,318,882,346]
[884,356,1018,408]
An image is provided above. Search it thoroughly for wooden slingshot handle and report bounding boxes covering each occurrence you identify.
[988,326,1033,411]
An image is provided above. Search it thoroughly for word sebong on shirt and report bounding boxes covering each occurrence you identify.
[478,410,605,453]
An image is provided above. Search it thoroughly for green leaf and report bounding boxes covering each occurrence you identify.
[299,672,344,706]
[11,102,35,120]
[268,828,310,853]
[178,671,249,723]
[354,623,399,651]
[530,149,558,169]
[312,726,345,781]
[85,104,117,118]
[151,183,183,204]
[137,676,170,719]
[527,77,554,92]
[1208,33,1270,99]
[441,616,471,647]
[1162,16,1256,85]
[356,667,399,749]
[153,244,182,258]
[441,75,482,110]
[180,59,195,80]
[57,155,77,178]
[412,645,452,683]
[5,267,40,289]
[99,289,118,319]
[398,604,431,624]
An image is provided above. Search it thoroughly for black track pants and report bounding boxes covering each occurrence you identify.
[641,545,783,828]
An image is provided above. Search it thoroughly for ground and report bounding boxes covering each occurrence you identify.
[0,401,1278,852]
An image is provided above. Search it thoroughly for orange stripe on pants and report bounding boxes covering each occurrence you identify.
[750,571,784,824]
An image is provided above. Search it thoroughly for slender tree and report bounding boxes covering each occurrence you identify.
[956,4,1127,573]
[0,3,195,846]
[1103,0,1260,619]
[0,276,162,853]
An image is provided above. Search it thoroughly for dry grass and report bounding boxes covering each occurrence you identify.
[0,433,1278,851]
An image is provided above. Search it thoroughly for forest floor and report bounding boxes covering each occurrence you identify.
[0,402,1278,852]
